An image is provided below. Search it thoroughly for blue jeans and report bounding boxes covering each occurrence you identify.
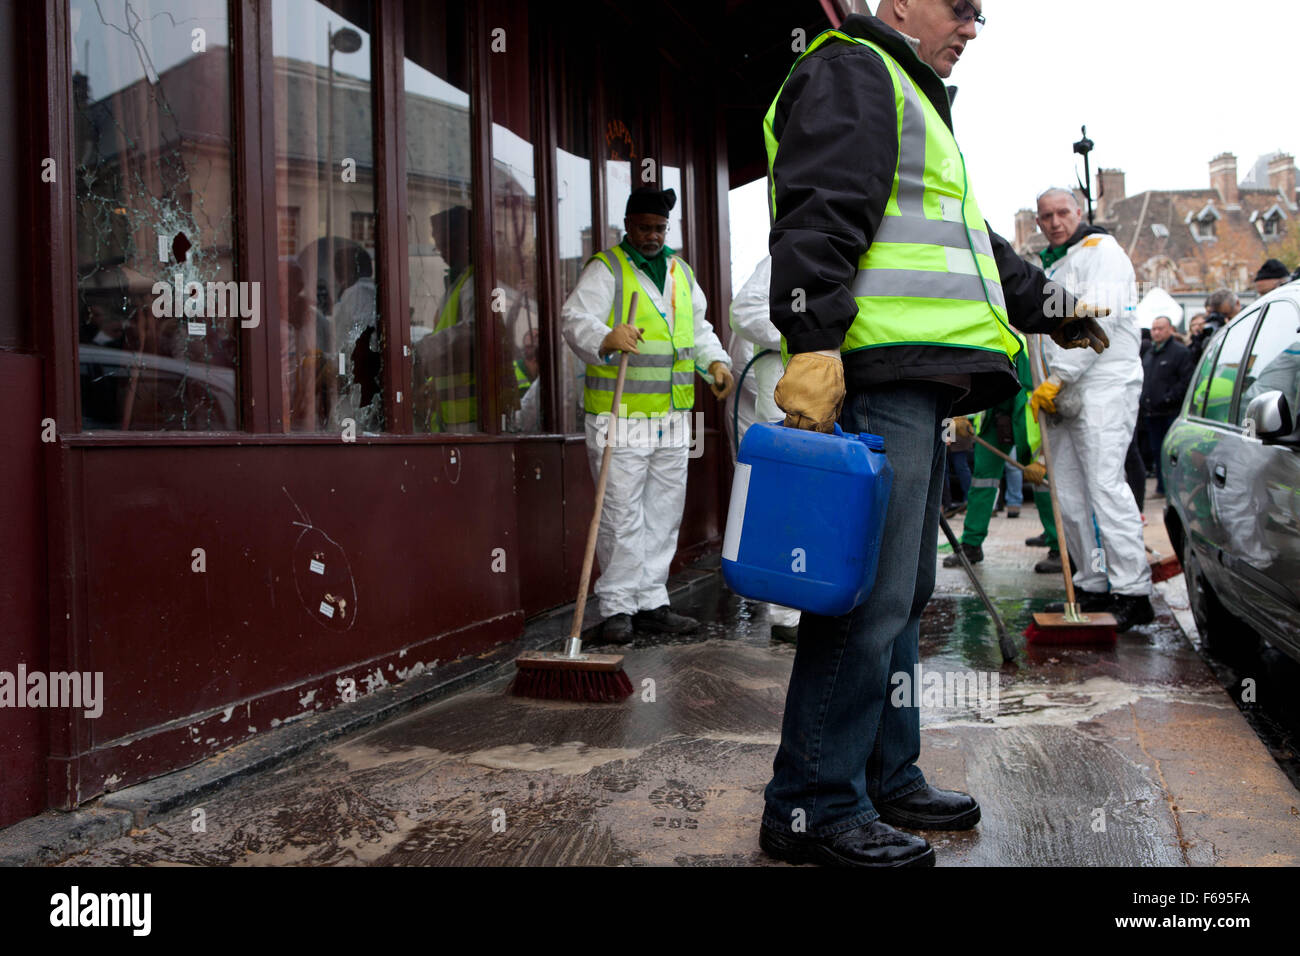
[1005,462,1023,507]
[763,382,953,836]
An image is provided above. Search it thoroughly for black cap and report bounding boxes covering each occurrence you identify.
[1255,258,1290,281]
[626,187,676,218]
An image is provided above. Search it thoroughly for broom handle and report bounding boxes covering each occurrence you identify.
[567,292,640,653]
[971,432,1045,482]
[1031,339,1078,607]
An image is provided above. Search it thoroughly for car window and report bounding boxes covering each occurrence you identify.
[1198,311,1259,424]
[1239,300,1300,419]
[1185,343,1217,418]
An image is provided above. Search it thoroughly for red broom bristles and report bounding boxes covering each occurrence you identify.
[1024,622,1117,646]
[510,665,634,702]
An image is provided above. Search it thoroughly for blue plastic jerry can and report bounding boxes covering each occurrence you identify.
[722,422,893,617]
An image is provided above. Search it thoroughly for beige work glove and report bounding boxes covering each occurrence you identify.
[953,416,974,439]
[601,324,643,354]
[1022,461,1047,485]
[774,352,845,433]
[1051,301,1111,354]
[708,361,735,400]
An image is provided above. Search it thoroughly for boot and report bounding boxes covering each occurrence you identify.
[942,543,983,568]
[1034,550,1062,574]
[1025,532,1051,547]
[600,613,634,644]
[633,605,699,635]
[1111,593,1155,632]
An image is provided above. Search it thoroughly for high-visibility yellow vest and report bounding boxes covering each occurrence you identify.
[583,245,697,417]
[514,359,532,395]
[763,30,1021,365]
[427,268,475,430]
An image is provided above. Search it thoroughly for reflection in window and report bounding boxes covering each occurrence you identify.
[1199,314,1257,424]
[72,0,239,430]
[664,165,684,255]
[555,58,595,434]
[1241,302,1300,414]
[491,2,540,434]
[404,2,476,433]
[272,0,382,433]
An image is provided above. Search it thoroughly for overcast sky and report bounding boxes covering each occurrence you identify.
[731,0,1294,291]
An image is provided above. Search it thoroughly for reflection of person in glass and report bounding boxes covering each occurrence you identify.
[282,257,334,430]
[416,206,477,432]
[562,186,735,643]
[331,242,382,430]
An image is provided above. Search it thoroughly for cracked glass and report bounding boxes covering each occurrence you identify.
[72,0,240,431]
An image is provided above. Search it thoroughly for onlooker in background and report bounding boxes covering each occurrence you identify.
[1254,258,1292,296]
[1181,313,1205,347]
[1140,315,1195,497]
[1189,289,1239,361]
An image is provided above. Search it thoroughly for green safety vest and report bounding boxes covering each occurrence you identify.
[514,359,532,395]
[427,268,475,430]
[763,30,1020,365]
[583,245,697,417]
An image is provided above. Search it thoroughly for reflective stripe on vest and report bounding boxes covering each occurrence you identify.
[763,31,1021,366]
[583,246,697,417]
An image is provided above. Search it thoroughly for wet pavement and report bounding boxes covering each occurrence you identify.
[55,486,1300,867]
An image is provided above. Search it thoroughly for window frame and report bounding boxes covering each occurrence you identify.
[1188,306,1265,428]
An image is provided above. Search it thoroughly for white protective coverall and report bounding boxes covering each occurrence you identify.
[562,252,730,619]
[726,255,800,629]
[1037,233,1151,597]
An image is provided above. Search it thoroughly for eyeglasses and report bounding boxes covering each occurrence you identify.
[951,0,986,35]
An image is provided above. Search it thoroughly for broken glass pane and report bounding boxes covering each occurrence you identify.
[72,0,240,431]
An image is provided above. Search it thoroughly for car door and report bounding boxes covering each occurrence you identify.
[1167,307,1261,600]
[1220,297,1300,657]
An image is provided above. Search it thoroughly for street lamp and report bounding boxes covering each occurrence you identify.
[326,25,362,312]
[1073,125,1096,225]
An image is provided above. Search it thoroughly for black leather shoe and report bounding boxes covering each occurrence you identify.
[600,613,633,644]
[760,820,934,867]
[634,605,698,635]
[1025,532,1051,547]
[1112,593,1155,632]
[1044,590,1113,613]
[877,786,980,831]
[942,543,983,568]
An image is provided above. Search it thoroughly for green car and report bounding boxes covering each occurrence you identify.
[1163,283,1300,662]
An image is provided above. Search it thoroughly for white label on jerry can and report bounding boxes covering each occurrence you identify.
[722,462,751,563]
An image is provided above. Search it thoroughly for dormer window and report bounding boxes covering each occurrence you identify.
[1151,223,1169,239]
[1254,203,1288,239]
[1186,203,1221,241]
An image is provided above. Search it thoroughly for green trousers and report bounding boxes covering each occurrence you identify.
[960,408,1058,551]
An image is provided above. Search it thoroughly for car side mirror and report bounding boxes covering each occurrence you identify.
[1244,390,1294,440]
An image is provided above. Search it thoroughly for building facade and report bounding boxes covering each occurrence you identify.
[0,0,839,829]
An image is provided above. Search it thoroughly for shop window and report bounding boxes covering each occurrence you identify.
[554,41,595,434]
[491,1,541,435]
[404,0,476,434]
[71,0,239,431]
[272,0,383,433]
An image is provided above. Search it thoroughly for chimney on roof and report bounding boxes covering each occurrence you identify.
[1267,153,1297,208]
[1096,169,1126,219]
[1210,153,1239,207]
[1014,209,1037,251]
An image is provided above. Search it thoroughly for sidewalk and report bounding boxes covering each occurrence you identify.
[12,484,1300,866]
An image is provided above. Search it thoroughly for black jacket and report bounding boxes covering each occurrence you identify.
[1141,338,1196,416]
[767,14,1075,414]
[1189,312,1228,362]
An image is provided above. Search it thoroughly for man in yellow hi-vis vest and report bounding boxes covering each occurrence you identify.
[759,2,1110,868]
[562,187,734,644]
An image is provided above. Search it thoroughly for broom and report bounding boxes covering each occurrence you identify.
[1024,341,1118,645]
[510,294,640,701]
[939,515,1016,662]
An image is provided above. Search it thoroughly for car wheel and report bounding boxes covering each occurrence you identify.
[1182,537,1254,659]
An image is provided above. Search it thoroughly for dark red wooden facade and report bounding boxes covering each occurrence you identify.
[0,0,839,829]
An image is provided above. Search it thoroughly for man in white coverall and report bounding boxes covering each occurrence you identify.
[562,186,735,643]
[725,255,801,642]
[1030,188,1153,631]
